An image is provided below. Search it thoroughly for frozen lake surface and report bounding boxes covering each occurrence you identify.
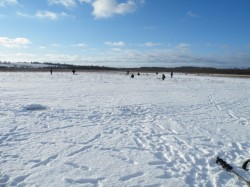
[0,72,249,186]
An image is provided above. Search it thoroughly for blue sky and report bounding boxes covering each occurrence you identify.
[0,0,250,68]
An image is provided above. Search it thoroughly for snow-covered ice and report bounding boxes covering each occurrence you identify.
[0,72,249,186]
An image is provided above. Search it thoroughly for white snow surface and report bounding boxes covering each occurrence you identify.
[0,72,250,187]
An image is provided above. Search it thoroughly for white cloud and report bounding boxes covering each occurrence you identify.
[0,0,18,7]
[142,42,161,47]
[36,11,69,20]
[105,41,125,47]
[48,0,77,7]
[47,0,144,18]
[0,37,31,48]
[92,0,140,19]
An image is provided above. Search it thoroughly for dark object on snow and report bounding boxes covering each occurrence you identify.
[170,69,173,78]
[216,157,233,171]
[242,159,250,171]
[72,69,76,74]
[138,72,140,76]
[216,157,250,186]
[50,69,53,75]
[156,72,158,75]
[162,74,165,80]
[127,70,129,75]
[131,74,134,78]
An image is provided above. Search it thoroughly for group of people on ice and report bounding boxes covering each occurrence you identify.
[50,68,174,80]
[128,69,173,80]
[50,69,76,75]
[162,70,173,80]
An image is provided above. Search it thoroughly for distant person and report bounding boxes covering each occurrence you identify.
[72,69,76,75]
[156,72,158,75]
[170,69,173,78]
[50,68,53,75]
[162,74,165,80]
[127,70,129,75]
[131,74,134,78]
[138,72,140,76]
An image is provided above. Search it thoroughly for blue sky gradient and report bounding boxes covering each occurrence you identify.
[0,0,250,68]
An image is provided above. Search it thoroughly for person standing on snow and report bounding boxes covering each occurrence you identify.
[162,74,166,80]
[170,69,173,78]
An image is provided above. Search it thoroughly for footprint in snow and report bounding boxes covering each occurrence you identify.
[119,171,144,181]
[9,174,30,186]
[31,155,58,168]
[22,104,47,111]
[64,177,105,185]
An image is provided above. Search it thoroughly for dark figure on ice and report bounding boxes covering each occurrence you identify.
[72,69,76,75]
[162,74,166,80]
[156,72,158,75]
[50,68,53,75]
[138,72,140,76]
[127,70,129,75]
[131,74,134,78]
[170,69,173,78]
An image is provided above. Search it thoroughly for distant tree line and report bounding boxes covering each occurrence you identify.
[125,66,250,75]
[0,61,250,75]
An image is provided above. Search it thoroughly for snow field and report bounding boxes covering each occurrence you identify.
[0,72,249,186]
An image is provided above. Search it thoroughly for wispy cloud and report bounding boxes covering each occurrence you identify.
[0,0,18,7]
[0,37,31,48]
[176,43,191,50]
[52,43,61,47]
[48,0,77,7]
[186,11,199,18]
[181,11,199,22]
[71,43,88,47]
[206,43,231,50]
[16,11,32,17]
[36,11,69,20]
[48,0,93,7]
[142,42,162,47]
[39,46,46,49]
[1,47,250,68]
[45,53,80,61]
[105,41,125,47]
[143,26,156,30]
[17,11,72,20]
[79,0,92,3]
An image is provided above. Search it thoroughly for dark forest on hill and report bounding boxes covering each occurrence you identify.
[0,61,250,75]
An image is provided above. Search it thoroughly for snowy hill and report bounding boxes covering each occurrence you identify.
[0,72,249,186]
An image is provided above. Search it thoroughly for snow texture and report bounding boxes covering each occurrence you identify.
[0,72,249,186]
